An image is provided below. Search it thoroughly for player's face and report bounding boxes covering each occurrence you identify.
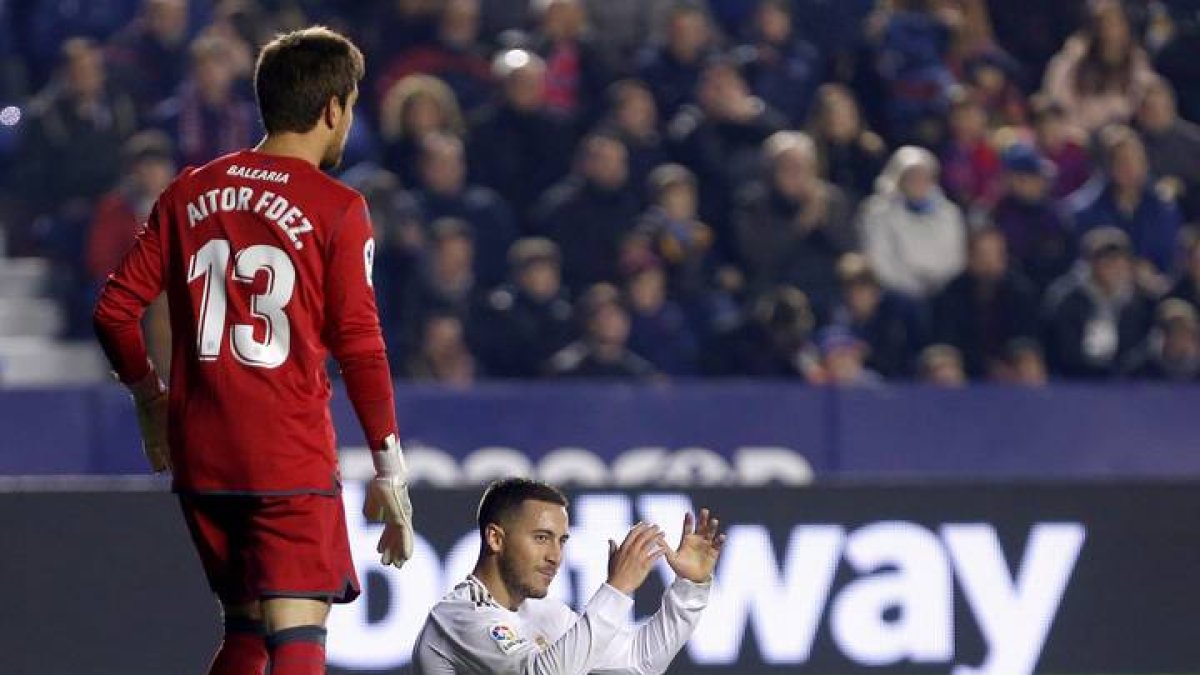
[497,500,569,601]
[321,86,358,170]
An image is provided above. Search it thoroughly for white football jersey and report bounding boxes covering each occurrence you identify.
[412,575,710,675]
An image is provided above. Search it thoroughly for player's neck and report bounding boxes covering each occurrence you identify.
[472,563,523,611]
[254,134,324,169]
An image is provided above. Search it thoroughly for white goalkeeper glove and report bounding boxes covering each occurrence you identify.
[363,434,414,569]
[129,371,171,473]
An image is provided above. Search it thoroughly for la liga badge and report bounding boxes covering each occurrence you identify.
[489,623,529,654]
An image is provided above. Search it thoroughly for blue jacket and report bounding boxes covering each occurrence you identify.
[1068,180,1182,273]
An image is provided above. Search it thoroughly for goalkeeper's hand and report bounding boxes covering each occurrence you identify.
[130,371,171,473]
[363,434,414,569]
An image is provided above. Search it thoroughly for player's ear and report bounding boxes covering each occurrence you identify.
[484,523,505,554]
[323,95,339,130]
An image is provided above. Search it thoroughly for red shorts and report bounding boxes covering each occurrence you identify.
[179,493,360,605]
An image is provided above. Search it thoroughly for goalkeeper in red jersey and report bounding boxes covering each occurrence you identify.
[93,26,414,675]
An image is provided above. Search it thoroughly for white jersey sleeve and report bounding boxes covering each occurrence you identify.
[591,577,711,675]
[413,579,635,675]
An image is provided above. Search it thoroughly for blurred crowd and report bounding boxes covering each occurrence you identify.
[3,0,1200,386]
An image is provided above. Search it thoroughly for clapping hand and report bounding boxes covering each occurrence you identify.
[664,508,726,583]
[607,522,668,595]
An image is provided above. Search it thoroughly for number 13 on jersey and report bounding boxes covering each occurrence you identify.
[188,238,296,368]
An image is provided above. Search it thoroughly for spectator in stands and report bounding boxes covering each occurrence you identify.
[708,285,821,379]
[668,57,787,252]
[630,163,716,301]
[379,74,466,188]
[84,130,175,285]
[469,49,573,228]
[733,131,855,314]
[404,311,479,386]
[401,218,482,355]
[13,38,138,237]
[939,87,1001,210]
[806,84,888,208]
[991,142,1075,293]
[14,0,1200,387]
[105,0,192,117]
[599,79,667,201]
[350,167,425,363]
[636,2,716,120]
[919,343,968,387]
[529,0,610,126]
[1040,0,1159,134]
[19,0,141,87]
[1067,124,1181,274]
[1120,298,1200,381]
[943,0,1008,79]
[413,132,517,289]
[1029,94,1093,199]
[581,0,675,75]
[947,0,1026,127]
[961,51,1027,128]
[1168,232,1200,313]
[871,0,957,145]
[546,282,659,379]
[477,238,576,378]
[999,337,1049,385]
[353,1,434,81]
[830,253,925,379]
[1043,227,1156,379]
[811,325,883,388]
[859,146,967,299]
[152,33,257,168]
[1135,77,1200,221]
[375,0,493,115]
[621,248,699,376]
[196,2,259,83]
[734,0,822,126]
[932,227,1039,379]
[533,131,641,295]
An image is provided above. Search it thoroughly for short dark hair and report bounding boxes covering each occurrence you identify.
[579,283,624,320]
[254,26,365,134]
[1098,123,1142,168]
[837,252,878,288]
[647,163,696,201]
[430,217,474,244]
[122,130,174,168]
[1082,226,1132,260]
[606,78,651,111]
[477,477,568,535]
[508,237,561,272]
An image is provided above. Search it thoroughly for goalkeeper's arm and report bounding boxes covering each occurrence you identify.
[94,198,169,473]
[339,349,414,569]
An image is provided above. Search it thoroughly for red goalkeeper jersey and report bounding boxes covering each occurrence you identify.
[94,150,398,494]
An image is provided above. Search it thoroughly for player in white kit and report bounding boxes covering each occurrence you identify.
[412,478,726,675]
